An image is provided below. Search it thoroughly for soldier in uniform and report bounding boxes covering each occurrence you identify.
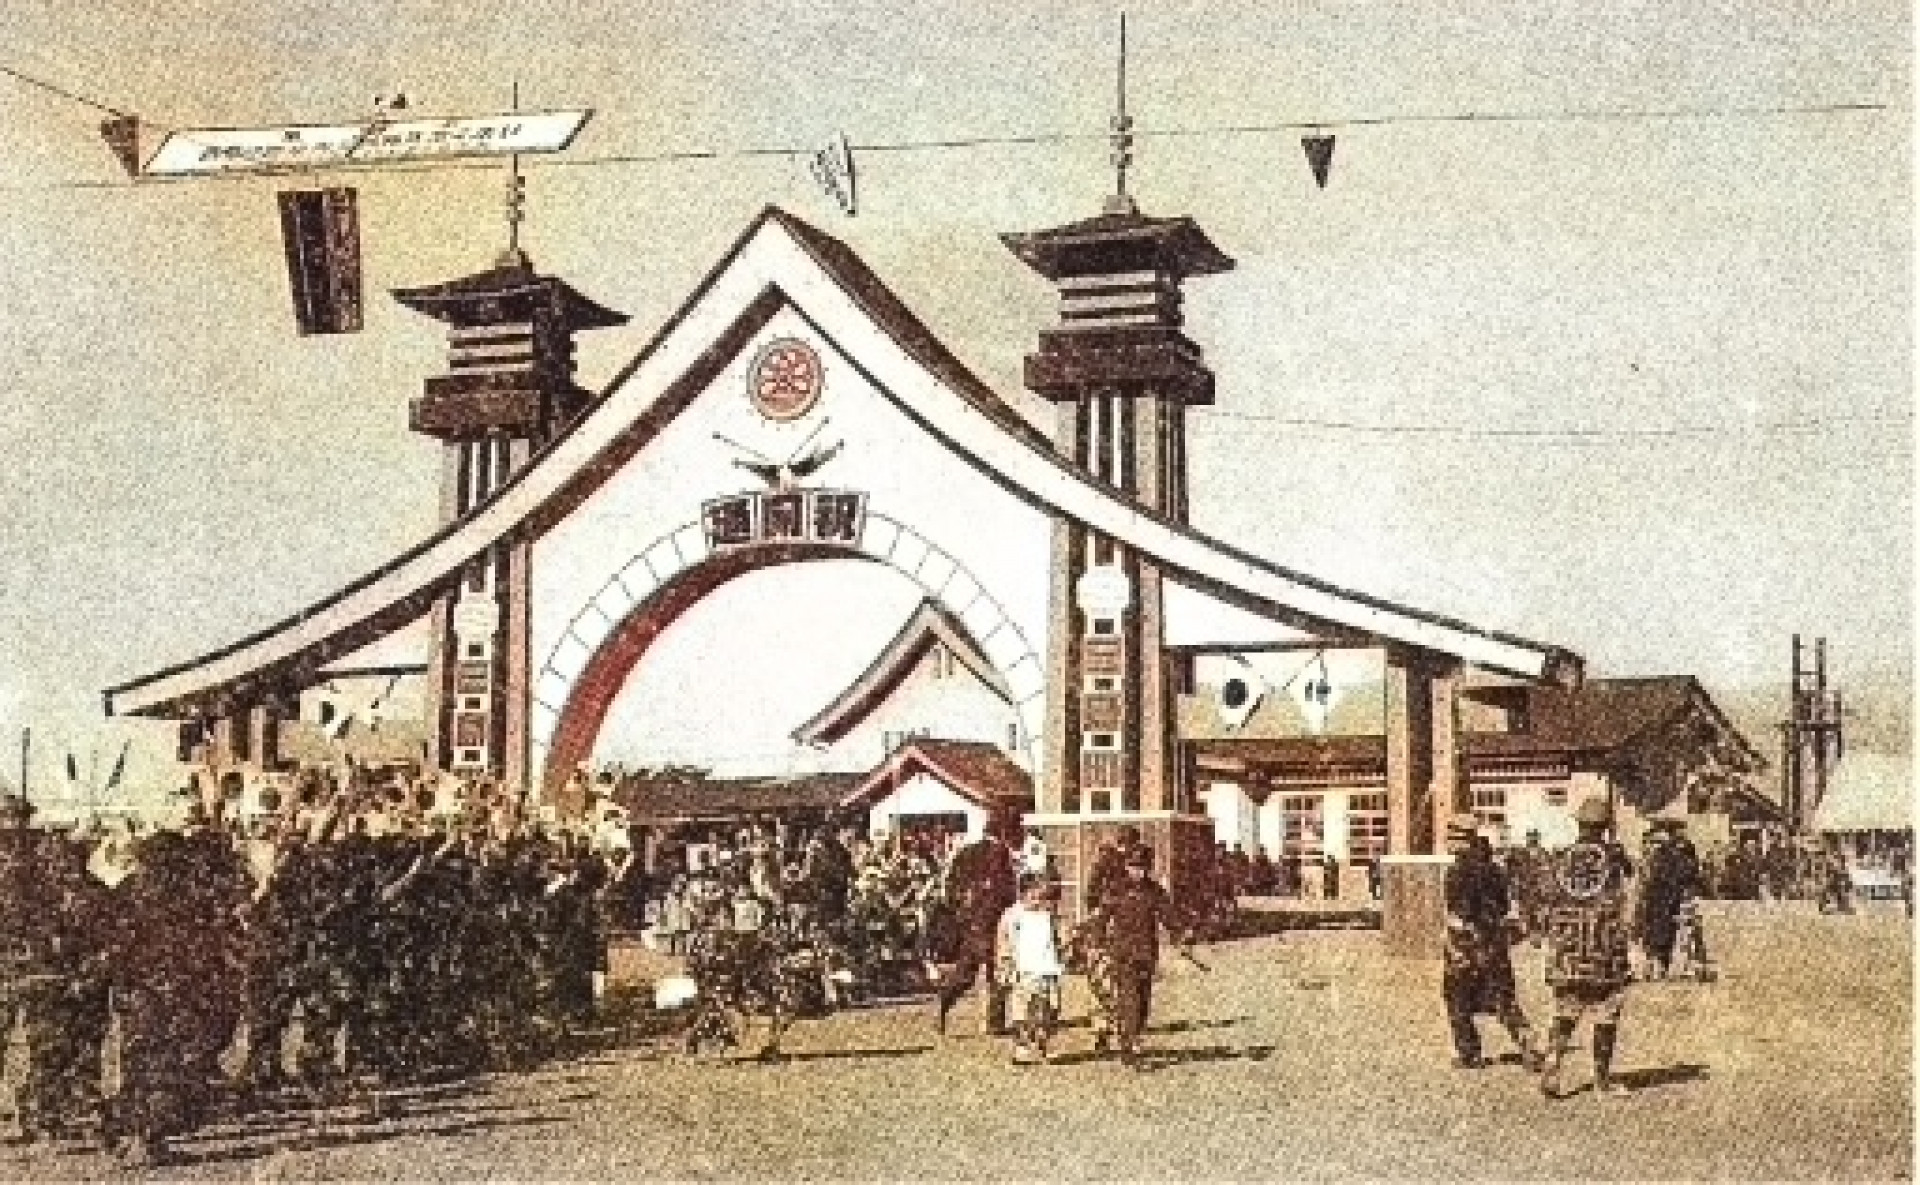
[1538,797,1638,1099]
[1440,817,1539,1071]
[931,823,1017,1036]
[1080,845,1182,1065]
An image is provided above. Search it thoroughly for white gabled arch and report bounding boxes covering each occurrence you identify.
[530,508,1044,792]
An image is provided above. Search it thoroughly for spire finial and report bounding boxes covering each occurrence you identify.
[499,79,530,268]
[1104,12,1137,217]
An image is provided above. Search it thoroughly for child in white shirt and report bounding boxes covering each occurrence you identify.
[996,874,1065,1064]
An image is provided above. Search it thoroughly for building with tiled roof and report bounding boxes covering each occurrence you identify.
[1192,675,1775,877]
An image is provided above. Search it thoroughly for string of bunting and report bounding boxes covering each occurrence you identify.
[0,56,1890,202]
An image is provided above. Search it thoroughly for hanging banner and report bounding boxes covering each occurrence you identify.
[145,108,593,177]
[278,187,364,335]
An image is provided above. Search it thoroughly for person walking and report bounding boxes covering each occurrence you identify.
[1081,846,1182,1066]
[1637,823,1696,979]
[1441,820,1539,1072]
[995,874,1066,1064]
[932,824,1017,1036]
[1538,797,1637,1099]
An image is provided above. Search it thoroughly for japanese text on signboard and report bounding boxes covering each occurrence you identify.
[702,489,867,550]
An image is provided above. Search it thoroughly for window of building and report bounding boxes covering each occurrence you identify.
[462,695,485,713]
[465,642,486,659]
[1090,616,1117,637]
[1471,785,1508,833]
[1280,794,1323,858]
[1542,783,1568,806]
[1087,674,1117,694]
[1349,792,1389,860]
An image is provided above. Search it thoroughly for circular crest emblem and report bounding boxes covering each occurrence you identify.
[1556,843,1613,901]
[748,337,824,422]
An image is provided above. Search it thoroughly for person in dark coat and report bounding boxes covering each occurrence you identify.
[1441,819,1538,1071]
[1081,845,1182,1065]
[932,826,1017,1035]
[1637,823,1698,978]
[1083,826,1140,913]
[1250,848,1278,896]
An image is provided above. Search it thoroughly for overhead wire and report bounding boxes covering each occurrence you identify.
[0,59,1902,448]
[0,54,1894,193]
[1191,410,1913,441]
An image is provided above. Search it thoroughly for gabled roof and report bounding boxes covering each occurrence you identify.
[104,205,1580,720]
[1199,677,1764,771]
[842,739,1034,813]
[792,599,1011,747]
[1473,676,1764,765]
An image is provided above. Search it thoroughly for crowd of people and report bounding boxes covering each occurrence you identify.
[0,770,635,1168]
[8,753,1902,1164]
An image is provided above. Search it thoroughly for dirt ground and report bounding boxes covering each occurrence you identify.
[2,900,1909,1181]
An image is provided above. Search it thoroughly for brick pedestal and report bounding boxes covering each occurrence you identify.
[1380,854,1452,959]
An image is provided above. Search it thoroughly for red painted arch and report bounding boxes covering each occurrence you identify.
[539,543,884,801]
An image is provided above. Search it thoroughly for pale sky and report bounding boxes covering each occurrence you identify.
[0,0,1908,804]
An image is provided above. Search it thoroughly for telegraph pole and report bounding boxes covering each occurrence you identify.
[1780,634,1845,833]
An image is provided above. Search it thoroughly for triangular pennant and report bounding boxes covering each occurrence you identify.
[1301,134,1336,189]
[99,115,142,178]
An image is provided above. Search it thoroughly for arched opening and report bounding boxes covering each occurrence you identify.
[534,519,1044,801]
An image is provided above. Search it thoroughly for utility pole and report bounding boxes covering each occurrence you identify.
[1780,634,1845,834]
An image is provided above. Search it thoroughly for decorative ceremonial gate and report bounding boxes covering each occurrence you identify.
[105,203,1581,944]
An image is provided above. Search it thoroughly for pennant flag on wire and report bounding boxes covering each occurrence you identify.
[98,114,143,178]
[809,131,857,217]
[1301,133,1336,189]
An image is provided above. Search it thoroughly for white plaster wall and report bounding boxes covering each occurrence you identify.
[1200,781,1258,850]
[818,649,1022,773]
[529,307,1051,787]
[867,771,988,841]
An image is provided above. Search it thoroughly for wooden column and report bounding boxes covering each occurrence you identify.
[1040,399,1086,815]
[1382,647,1448,958]
[422,444,466,772]
[1429,660,1467,847]
[1384,648,1436,856]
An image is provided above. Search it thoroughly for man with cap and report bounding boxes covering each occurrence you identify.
[1080,843,1182,1065]
[1441,815,1539,1072]
[1507,829,1550,942]
[932,821,1017,1036]
[1538,796,1638,1099]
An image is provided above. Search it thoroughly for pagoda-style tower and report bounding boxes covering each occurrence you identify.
[394,227,626,790]
[1002,23,1234,913]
